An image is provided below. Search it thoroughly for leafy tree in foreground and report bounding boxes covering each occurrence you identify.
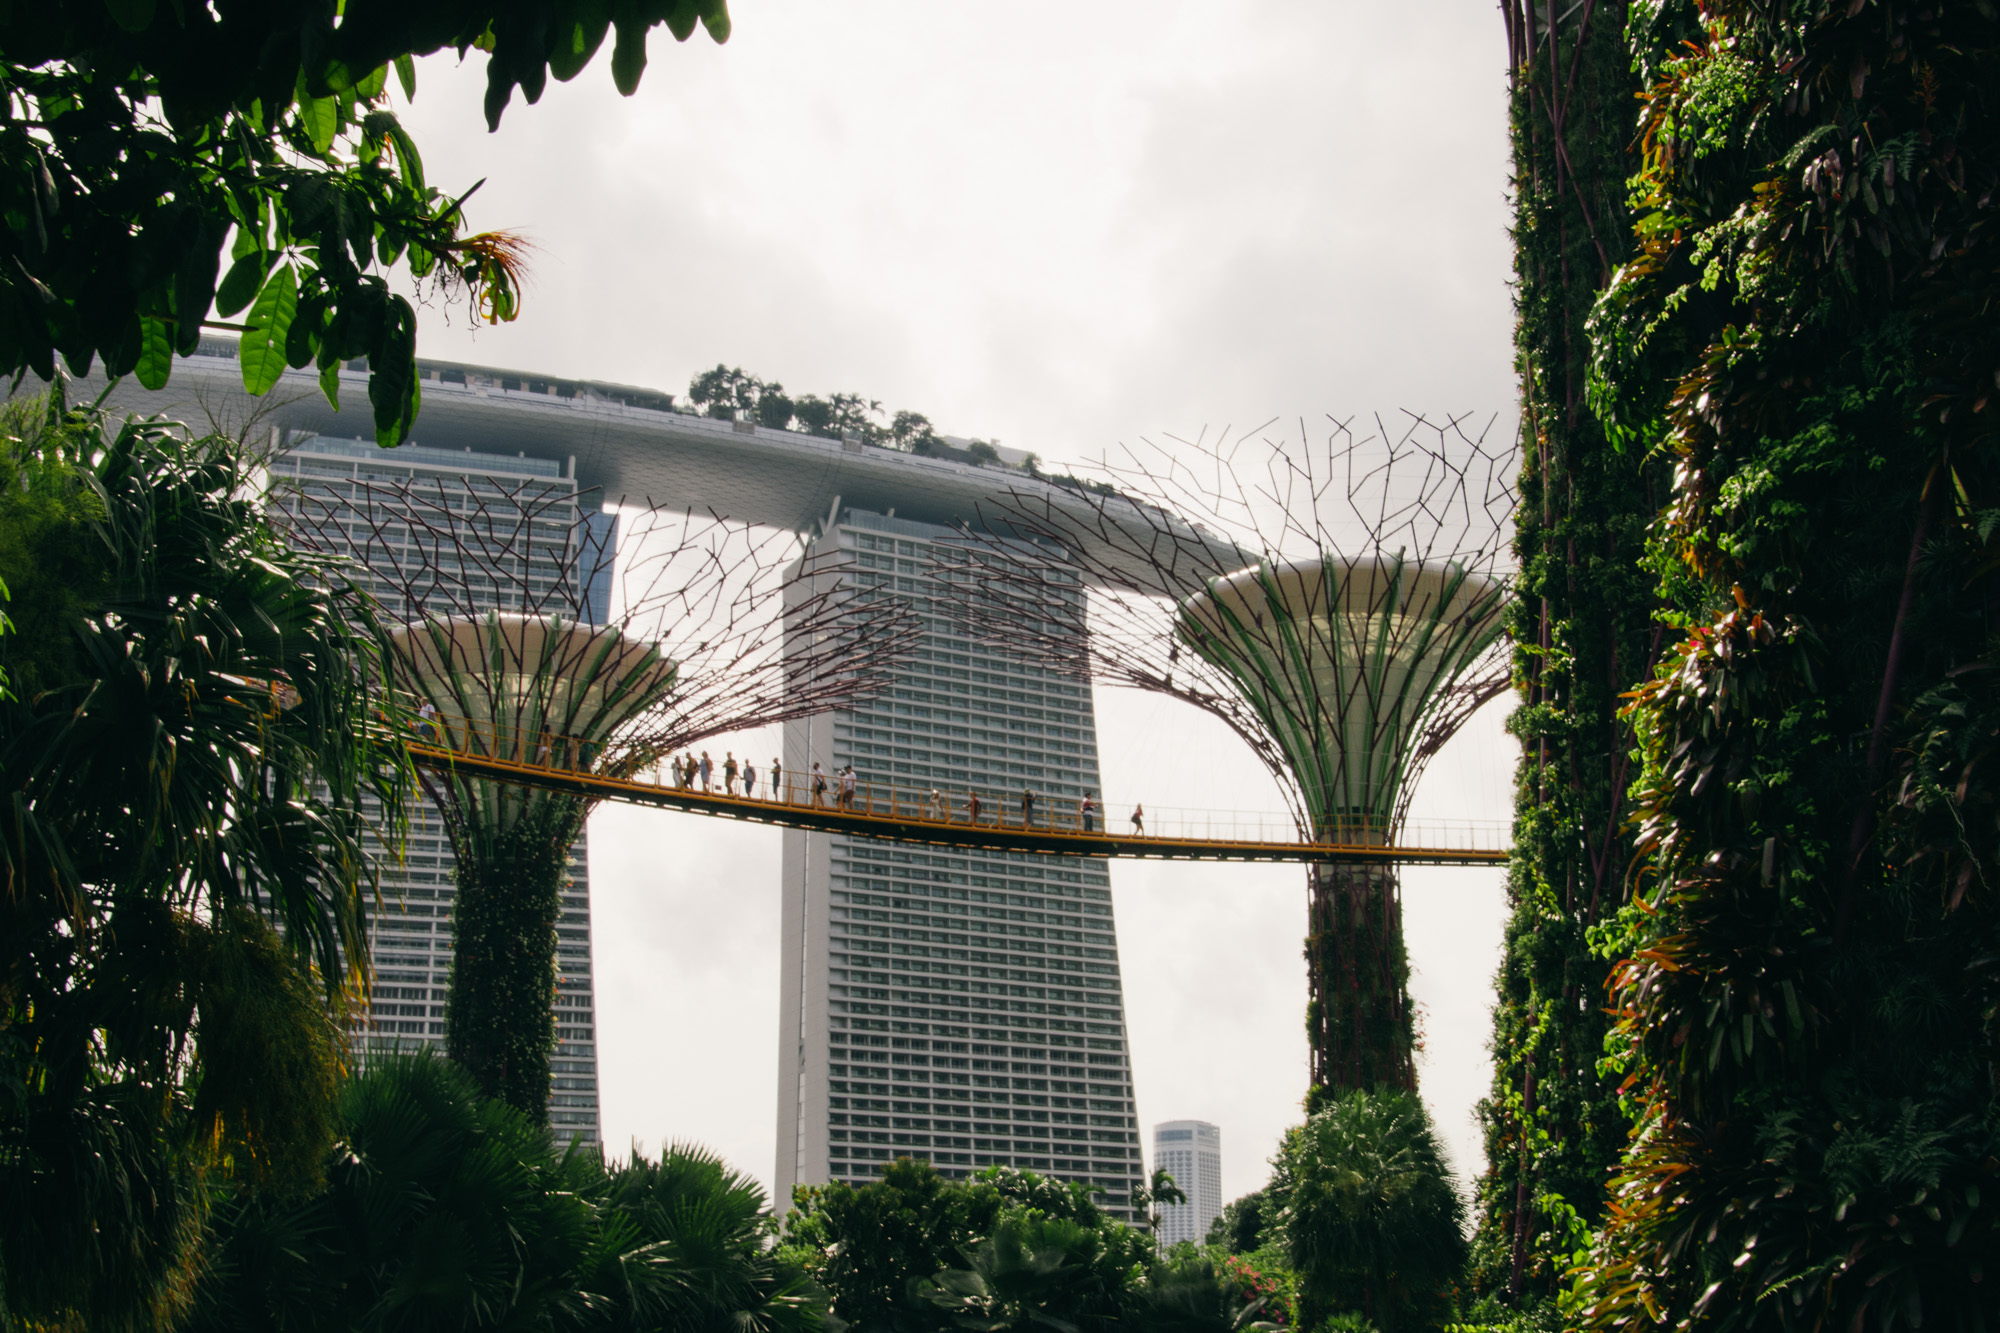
[0,391,411,1330]
[783,1158,1273,1332]
[1276,1090,1466,1333]
[191,1053,824,1332]
[1133,1164,1189,1240]
[909,1213,1145,1332]
[1569,2,2000,1327]
[1,0,730,444]
[781,1159,1121,1332]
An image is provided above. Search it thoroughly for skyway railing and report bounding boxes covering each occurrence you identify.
[394,714,1508,867]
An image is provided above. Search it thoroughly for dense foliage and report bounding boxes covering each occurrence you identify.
[1275,1090,1467,1333]
[2,0,729,443]
[0,392,410,1330]
[191,1053,822,1332]
[1558,1,2000,1327]
[440,801,589,1121]
[780,1157,1278,1332]
[1472,0,1661,1305]
[1208,1187,1276,1256]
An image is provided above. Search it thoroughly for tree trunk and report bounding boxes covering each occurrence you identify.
[444,804,581,1122]
[1305,859,1414,1104]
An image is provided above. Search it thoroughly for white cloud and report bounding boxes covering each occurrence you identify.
[394,0,1518,1206]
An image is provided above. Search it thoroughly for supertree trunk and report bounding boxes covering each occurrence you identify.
[439,799,583,1117]
[1305,860,1415,1105]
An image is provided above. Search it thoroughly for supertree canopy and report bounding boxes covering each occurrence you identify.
[280,472,919,1121]
[945,415,1513,1101]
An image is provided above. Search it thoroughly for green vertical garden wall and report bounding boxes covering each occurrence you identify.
[1472,2,1658,1304]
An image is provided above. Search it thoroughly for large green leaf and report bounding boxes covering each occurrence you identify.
[215,253,266,318]
[103,0,155,32]
[368,298,420,445]
[299,92,340,156]
[610,16,649,95]
[134,317,172,390]
[240,264,299,396]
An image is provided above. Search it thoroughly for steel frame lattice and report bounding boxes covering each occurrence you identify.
[939,414,1516,1099]
[276,469,920,1121]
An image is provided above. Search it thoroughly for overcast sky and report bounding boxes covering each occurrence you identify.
[391,0,1519,1207]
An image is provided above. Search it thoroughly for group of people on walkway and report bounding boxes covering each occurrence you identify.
[656,752,1149,836]
[667,749,786,800]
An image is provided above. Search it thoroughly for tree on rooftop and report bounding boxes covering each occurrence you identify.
[1,0,730,446]
[688,362,763,419]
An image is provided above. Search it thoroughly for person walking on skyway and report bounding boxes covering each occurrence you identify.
[744,759,757,798]
[1080,790,1097,833]
[840,766,858,810]
[699,751,714,791]
[812,761,827,807]
[1130,803,1145,836]
[772,757,783,802]
[1021,787,1037,828]
[926,789,946,820]
[968,790,983,825]
[724,752,739,795]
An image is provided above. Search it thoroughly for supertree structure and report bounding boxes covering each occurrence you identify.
[276,472,919,1121]
[943,415,1514,1103]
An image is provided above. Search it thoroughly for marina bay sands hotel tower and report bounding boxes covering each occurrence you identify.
[86,343,1145,1214]
[778,511,1141,1218]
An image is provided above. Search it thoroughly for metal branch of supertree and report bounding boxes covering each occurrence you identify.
[942,411,1517,842]
[273,473,924,777]
[939,411,1518,1100]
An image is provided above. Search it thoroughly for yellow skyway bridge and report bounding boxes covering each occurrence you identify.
[403,732,1507,869]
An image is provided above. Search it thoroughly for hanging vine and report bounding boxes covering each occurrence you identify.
[1568,2,2000,1326]
[1472,0,1667,1306]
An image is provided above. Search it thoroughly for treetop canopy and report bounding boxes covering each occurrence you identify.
[1,0,729,446]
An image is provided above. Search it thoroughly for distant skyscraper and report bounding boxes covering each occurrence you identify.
[268,435,605,1147]
[1153,1121,1223,1246]
[775,508,1144,1219]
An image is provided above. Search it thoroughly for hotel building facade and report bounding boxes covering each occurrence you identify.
[85,341,1176,1171]
[775,508,1144,1219]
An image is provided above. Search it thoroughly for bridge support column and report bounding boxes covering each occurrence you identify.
[1304,859,1415,1106]
[439,796,584,1125]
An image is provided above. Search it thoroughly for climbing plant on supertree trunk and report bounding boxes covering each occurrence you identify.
[279,477,917,1121]
[1469,0,1667,1306]
[1565,2,2000,1326]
